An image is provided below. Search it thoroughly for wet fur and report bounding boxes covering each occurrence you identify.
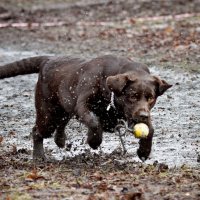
[0,55,172,160]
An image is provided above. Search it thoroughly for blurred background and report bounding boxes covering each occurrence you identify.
[0,0,199,72]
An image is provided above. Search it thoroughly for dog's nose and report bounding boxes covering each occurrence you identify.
[138,111,149,122]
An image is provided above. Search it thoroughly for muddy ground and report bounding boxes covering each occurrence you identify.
[0,0,200,199]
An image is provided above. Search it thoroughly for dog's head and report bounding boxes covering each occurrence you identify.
[106,72,172,128]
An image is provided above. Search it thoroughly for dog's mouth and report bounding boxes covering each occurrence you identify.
[115,118,150,133]
[127,119,150,131]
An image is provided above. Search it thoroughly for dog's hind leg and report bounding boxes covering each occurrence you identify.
[33,104,57,160]
[32,116,57,160]
[32,126,45,160]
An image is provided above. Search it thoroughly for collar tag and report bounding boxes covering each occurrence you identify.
[106,92,115,111]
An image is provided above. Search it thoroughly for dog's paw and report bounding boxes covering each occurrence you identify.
[54,134,66,148]
[88,141,101,150]
[87,134,102,150]
[33,149,46,162]
[137,148,150,162]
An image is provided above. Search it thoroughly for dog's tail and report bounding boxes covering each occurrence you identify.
[0,56,50,79]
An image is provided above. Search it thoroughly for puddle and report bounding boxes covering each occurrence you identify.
[0,51,199,168]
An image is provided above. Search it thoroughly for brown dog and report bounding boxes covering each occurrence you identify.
[0,55,172,161]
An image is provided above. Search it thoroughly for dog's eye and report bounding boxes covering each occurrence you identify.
[147,96,154,102]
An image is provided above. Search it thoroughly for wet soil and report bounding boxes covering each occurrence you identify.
[0,0,199,199]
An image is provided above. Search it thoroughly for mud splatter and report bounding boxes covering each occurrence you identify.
[0,51,199,168]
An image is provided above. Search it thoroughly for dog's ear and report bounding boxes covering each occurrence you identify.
[106,74,136,94]
[154,76,172,96]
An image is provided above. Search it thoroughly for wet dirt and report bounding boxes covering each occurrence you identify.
[0,0,199,199]
[0,50,199,168]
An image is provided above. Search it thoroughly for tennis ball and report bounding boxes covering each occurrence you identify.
[133,123,149,138]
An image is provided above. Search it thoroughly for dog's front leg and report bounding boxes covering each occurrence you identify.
[137,124,154,161]
[76,90,103,149]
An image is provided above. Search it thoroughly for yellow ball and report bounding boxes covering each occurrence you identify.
[133,123,149,138]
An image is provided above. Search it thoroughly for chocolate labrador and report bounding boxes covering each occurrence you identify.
[0,55,172,161]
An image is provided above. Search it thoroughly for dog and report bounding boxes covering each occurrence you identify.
[0,55,172,161]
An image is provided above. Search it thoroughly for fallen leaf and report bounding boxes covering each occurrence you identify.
[124,191,142,200]
[129,18,136,24]
[82,183,93,189]
[6,196,11,200]
[87,194,96,200]
[91,172,103,181]
[164,26,174,35]
[11,145,17,155]
[0,135,3,144]
[26,168,45,181]
[116,28,126,35]
[160,57,169,62]
[97,181,108,191]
